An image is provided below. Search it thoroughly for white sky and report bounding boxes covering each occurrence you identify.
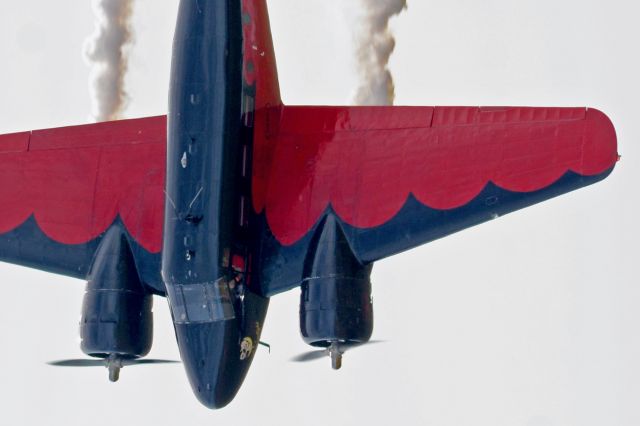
[0,1,639,425]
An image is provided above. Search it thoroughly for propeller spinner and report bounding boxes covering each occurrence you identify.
[48,355,178,382]
[292,340,383,370]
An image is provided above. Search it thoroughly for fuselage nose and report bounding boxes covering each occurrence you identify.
[171,288,269,409]
[174,320,242,409]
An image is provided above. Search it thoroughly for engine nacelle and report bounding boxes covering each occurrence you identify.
[299,215,373,347]
[80,226,153,358]
[300,273,373,347]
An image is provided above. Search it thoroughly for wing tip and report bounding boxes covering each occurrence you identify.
[584,107,619,175]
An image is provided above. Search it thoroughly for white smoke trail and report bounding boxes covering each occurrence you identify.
[84,0,135,122]
[353,0,407,106]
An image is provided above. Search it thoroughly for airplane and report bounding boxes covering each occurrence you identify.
[0,0,618,410]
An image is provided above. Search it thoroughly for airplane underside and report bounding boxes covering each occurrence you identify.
[0,0,618,410]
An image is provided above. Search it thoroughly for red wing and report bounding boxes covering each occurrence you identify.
[0,117,166,285]
[256,105,617,262]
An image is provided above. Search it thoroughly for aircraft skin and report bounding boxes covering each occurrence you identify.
[0,0,618,409]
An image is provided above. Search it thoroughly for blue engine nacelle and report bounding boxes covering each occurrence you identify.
[80,226,153,359]
[299,215,374,347]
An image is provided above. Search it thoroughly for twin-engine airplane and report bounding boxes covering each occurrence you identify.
[0,0,618,409]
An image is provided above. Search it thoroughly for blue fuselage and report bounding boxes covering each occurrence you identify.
[162,0,267,409]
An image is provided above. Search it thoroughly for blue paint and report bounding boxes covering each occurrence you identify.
[255,168,614,297]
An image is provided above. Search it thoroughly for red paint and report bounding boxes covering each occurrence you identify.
[239,1,615,246]
[0,116,166,253]
[0,2,279,254]
[1,106,615,252]
[241,0,281,105]
[242,0,283,215]
[257,106,618,245]
[0,131,29,153]
[0,1,619,254]
[232,255,246,272]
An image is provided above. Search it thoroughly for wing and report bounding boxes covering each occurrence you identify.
[0,116,166,293]
[254,106,618,296]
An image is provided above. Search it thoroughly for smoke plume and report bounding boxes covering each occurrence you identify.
[84,0,135,122]
[353,0,407,106]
